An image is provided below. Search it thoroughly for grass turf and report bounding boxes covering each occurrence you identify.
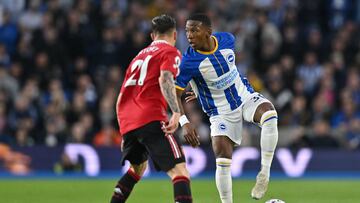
[0,179,359,203]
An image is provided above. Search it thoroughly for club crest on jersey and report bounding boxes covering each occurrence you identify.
[226,54,235,64]
[218,123,227,131]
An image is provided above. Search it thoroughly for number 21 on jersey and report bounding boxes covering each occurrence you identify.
[124,55,180,87]
[124,55,152,87]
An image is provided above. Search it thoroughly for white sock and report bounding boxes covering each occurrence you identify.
[260,110,278,177]
[215,158,233,203]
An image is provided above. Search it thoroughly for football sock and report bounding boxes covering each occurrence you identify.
[172,176,192,203]
[110,169,141,203]
[260,110,278,177]
[215,158,233,203]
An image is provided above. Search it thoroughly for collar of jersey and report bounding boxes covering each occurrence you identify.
[196,36,218,55]
[151,40,170,45]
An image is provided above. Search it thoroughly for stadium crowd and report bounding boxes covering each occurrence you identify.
[0,0,359,150]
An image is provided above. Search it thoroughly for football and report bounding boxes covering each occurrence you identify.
[265,199,285,203]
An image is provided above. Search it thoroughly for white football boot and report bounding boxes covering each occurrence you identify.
[251,171,269,200]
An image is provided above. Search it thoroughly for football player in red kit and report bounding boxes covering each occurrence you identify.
[110,14,199,203]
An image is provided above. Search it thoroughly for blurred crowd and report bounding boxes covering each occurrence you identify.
[0,0,359,150]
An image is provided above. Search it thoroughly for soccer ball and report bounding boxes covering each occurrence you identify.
[265,199,285,203]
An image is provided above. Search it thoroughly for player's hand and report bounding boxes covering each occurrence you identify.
[162,112,181,134]
[185,91,197,103]
[183,123,200,147]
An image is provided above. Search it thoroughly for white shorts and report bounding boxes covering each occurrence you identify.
[209,93,270,145]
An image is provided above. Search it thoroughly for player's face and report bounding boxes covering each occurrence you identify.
[185,20,210,50]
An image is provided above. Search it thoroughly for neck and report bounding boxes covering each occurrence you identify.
[153,36,174,46]
[200,36,215,52]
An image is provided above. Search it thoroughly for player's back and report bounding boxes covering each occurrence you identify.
[118,40,181,135]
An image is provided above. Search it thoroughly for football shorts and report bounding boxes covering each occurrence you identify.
[121,121,185,172]
[209,92,270,145]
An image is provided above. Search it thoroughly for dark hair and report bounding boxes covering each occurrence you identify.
[151,14,176,34]
[187,13,211,27]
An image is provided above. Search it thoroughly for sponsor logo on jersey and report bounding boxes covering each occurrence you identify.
[219,123,226,131]
[209,68,238,90]
[227,53,235,64]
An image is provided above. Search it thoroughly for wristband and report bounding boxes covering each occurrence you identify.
[179,115,190,127]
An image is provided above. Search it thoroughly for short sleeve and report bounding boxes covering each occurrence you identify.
[159,48,181,77]
[175,58,193,90]
[225,32,235,50]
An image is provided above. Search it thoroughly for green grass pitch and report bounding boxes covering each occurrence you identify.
[0,179,359,203]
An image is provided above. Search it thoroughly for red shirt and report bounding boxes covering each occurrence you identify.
[117,40,181,135]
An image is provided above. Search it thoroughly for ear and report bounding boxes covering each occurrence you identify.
[150,32,155,40]
[207,27,212,36]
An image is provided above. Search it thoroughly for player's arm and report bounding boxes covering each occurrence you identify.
[116,93,122,117]
[176,87,186,115]
[176,87,200,147]
[159,70,181,134]
[115,92,124,150]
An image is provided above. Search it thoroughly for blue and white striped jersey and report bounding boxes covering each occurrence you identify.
[176,32,254,117]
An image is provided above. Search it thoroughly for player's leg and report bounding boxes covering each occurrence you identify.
[111,162,147,203]
[254,102,278,176]
[209,115,242,203]
[140,121,193,203]
[243,94,278,200]
[212,136,234,203]
[167,163,192,203]
[110,131,148,203]
[251,102,278,200]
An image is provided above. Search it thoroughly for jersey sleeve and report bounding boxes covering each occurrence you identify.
[215,32,236,51]
[159,48,181,78]
[225,32,235,51]
[175,57,193,90]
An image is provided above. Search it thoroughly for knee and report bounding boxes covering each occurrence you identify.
[254,102,276,123]
[130,161,147,177]
[167,163,190,180]
[213,145,232,159]
[260,109,278,127]
[212,137,233,159]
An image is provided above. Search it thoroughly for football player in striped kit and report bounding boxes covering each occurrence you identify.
[175,13,278,202]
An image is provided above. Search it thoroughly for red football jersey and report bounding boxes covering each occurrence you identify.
[117,40,181,135]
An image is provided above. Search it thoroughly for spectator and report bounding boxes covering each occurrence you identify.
[332,98,360,129]
[297,51,323,95]
[0,43,10,66]
[68,122,86,143]
[262,64,293,113]
[0,66,18,101]
[0,10,18,54]
[0,0,357,149]
[344,118,360,150]
[309,119,340,148]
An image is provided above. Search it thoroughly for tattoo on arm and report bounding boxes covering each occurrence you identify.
[159,71,180,113]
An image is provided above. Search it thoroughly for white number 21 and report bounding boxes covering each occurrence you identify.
[124,55,152,87]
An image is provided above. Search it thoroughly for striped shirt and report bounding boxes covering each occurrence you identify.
[176,32,254,116]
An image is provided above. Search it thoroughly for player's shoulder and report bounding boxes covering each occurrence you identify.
[214,32,235,44]
[183,45,194,56]
[183,46,202,60]
[181,47,203,68]
[157,43,181,57]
